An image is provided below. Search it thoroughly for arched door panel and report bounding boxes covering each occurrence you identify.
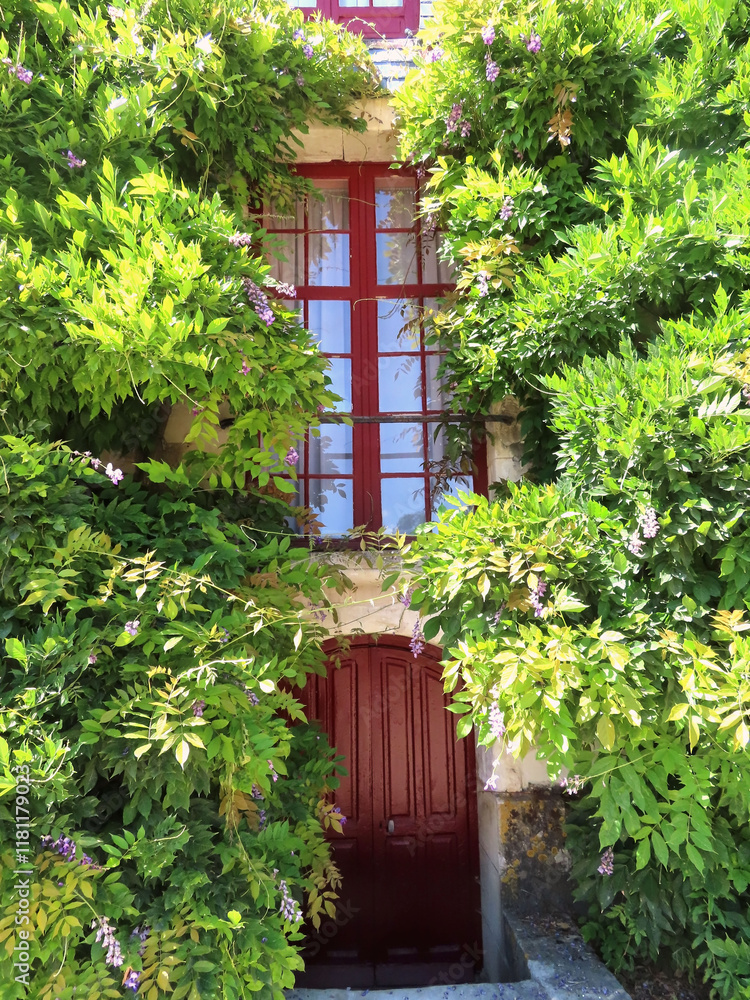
[298,638,481,988]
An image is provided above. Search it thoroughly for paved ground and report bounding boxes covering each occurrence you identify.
[287,913,631,1000]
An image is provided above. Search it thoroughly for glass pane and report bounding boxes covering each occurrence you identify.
[381,478,426,534]
[378,356,421,412]
[380,424,425,472]
[376,232,418,285]
[326,357,352,411]
[377,299,419,352]
[431,477,473,516]
[268,233,304,286]
[309,233,350,286]
[287,0,317,6]
[421,231,455,284]
[424,354,447,411]
[339,0,370,5]
[309,479,353,536]
[308,300,351,353]
[426,423,447,465]
[264,199,304,229]
[375,177,416,229]
[309,424,353,475]
[373,0,403,5]
[282,299,303,323]
[308,181,349,231]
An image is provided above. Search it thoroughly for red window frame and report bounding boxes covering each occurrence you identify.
[288,0,420,38]
[264,162,487,537]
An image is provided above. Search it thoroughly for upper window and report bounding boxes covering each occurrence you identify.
[264,165,486,537]
[286,0,420,39]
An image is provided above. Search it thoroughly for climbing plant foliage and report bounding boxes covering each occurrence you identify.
[0,2,373,998]
[396,0,750,995]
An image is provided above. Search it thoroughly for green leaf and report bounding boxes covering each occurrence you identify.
[651,831,669,867]
[175,740,190,768]
[596,715,616,750]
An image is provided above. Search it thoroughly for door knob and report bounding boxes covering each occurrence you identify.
[387,819,395,834]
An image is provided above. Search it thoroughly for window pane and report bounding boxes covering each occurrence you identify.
[308,300,351,353]
[381,478,426,534]
[282,299,303,323]
[377,299,419,352]
[375,177,416,229]
[309,424,353,475]
[264,200,304,229]
[268,234,304,286]
[376,232,417,285]
[421,231,455,284]
[378,355,421,412]
[327,357,352,411]
[380,424,425,472]
[426,423,447,465]
[308,182,349,231]
[424,354,447,411]
[287,0,317,6]
[309,233,350,286]
[373,0,403,5]
[431,477,473,516]
[309,479,353,536]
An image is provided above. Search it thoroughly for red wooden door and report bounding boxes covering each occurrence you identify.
[297,638,481,988]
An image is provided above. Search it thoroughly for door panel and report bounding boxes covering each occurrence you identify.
[297,639,481,987]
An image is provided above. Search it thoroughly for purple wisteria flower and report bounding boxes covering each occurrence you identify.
[268,759,278,782]
[92,916,124,967]
[627,534,644,556]
[251,784,264,800]
[488,703,505,740]
[528,578,547,616]
[332,806,347,826]
[409,618,426,658]
[88,653,98,664]
[426,46,444,63]
[742,383,750,402]
[293,28,305,41]
[279,880,303,922]
[192,699,206,717]
[484,774,498,791]
[486,56,500,82]
[477,271,490,297]
[639,506,659,539]
[104,462,123,485]
[460,120,471,138]
[560,774,585,795]
[123,969,140,992]
[258,808,267,828]
[276,281,296,298]
[241,359,251,375]
[296,72,305,86]
[124,620,140,637]
[243,277,275,326]
[597,846,615,876]
[481,23,495,45]
[499,196,514,221]
[445,101,463,134]
[525,32,542,53]
[66,150,86,169]
[492,603,506,625]
[131,925,149,956]
[398,587,414,608]
[3,59,33,83]
[284,447,299,467]
[228,232,253,247]
[302,43,314,60]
